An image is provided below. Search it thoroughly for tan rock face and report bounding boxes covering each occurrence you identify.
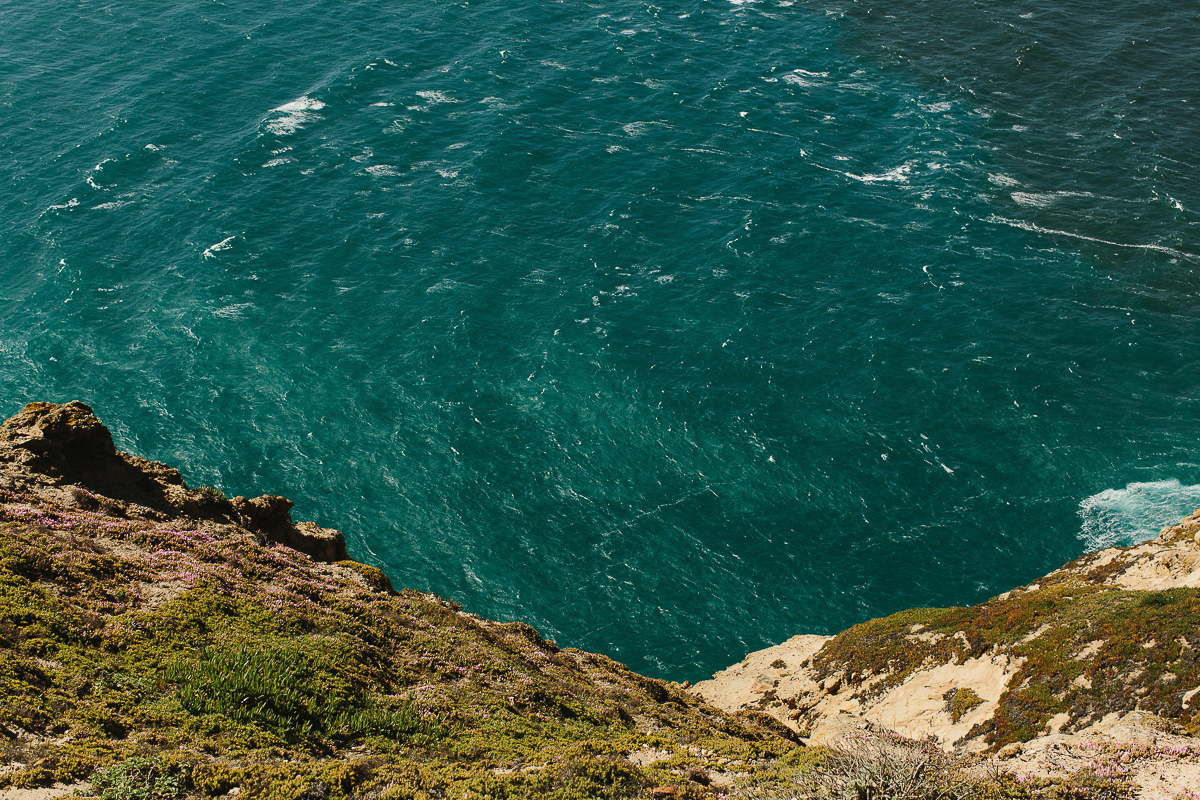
[693,634,1019,752]
[693,508,1200,772]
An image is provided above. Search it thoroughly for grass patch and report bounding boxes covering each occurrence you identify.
[165,641,437,747]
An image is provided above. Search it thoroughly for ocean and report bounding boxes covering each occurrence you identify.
[2,0,1198,681]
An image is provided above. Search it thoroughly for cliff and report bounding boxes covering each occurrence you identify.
[0,402,801,800]
[694,507,1200,796]
[2,401,1198,800]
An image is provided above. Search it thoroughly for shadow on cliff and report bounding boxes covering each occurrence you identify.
[0,401,346,562]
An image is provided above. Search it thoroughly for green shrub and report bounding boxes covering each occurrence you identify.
[164,642,437,746]
[944,687,985,723]
[197,485,227,503]
[90,755,188,800]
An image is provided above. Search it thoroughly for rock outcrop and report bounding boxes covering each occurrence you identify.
[694,510,1200,796]
[0,401,346,562]
[0,401,798,800]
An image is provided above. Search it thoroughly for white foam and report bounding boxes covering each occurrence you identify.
[622,121,658,136]
[202,236,236,259]
[845,163,913,184]
[264,95,326,135]
[212,303,253,319]
[983,215,1198,260]
[426,279,461,293]
[263,157,293,168]
[479,96,519,109]
[1011,191,1055,207]
[1079,479,1200,550]
[782,69,828,87]
[366,164,404,177]
[274,96,325,113]
[1010,190,1098,207]
[415,90,458,104]
[988,173,1020,187]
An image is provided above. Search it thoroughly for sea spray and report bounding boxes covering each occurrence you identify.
[1079,480,1200,551]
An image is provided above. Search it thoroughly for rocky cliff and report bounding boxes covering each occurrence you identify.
[2,401,1198,800]
[0,402,801,800]
[694,506,1200,796]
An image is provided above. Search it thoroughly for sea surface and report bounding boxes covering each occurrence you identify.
[3,0,1199,681]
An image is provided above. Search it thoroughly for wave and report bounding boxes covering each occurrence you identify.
[1078,479,1200,550]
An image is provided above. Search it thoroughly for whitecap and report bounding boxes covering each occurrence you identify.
[622,121,666,136]
[1078,479,1200,550]
[982,215,1198,260]
[845,163,912,184]
[1011,191,1055,207]
[415,90,458,104]
[366,164,404,177]
[263,157,293,168]
[212,303,253,319]
[782,69,828,87]
[202,236,236,259]
[264,95,326,136]
[988,173,1020,187]
[426,279,461,293]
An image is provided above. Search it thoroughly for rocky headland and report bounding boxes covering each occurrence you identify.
[1,401,1198,799]
[694,499,1200,796]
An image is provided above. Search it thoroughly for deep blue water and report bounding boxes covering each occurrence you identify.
[3,0,1199,681]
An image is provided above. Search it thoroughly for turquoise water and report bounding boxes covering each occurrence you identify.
[3,0,1199,681]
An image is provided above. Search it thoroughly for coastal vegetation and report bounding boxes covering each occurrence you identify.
[1,402,1197,799]
[811,558,1200,746]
